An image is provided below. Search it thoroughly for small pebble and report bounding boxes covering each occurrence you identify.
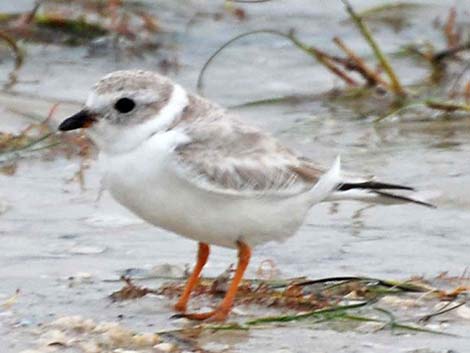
[131,332,160,347]
[38,329,69,346]
[69,272,94,285]
[96,323,133,347]
[93,321,122,333]
[153,342,176,353]
[51,315,96,332]
[79,341,101,353]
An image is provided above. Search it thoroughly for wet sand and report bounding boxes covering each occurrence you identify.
[1,1,470,352]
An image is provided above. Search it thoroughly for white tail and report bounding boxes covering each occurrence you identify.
[309,156,342,205]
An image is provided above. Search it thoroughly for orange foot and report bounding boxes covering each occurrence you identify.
[173,302,187,313]
[174,307,231,322]
[173,240,251,323]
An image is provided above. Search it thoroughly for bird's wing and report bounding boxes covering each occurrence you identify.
[172,117,324,198]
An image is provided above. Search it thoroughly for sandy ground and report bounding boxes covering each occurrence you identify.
[1,1,470,352]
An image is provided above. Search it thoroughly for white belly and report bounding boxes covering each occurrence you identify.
[101,135,312,249]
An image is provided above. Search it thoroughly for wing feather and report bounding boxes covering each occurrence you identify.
[172,116,323,198]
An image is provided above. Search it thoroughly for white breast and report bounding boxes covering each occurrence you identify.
[101,132,312,249]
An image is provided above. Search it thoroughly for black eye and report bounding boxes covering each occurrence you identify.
[114,97,135,113]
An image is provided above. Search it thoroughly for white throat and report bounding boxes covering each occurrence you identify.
[88,83,189,155]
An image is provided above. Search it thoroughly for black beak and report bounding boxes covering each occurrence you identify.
[58,110,96,131]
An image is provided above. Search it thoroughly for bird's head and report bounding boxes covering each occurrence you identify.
[58,70,188,154]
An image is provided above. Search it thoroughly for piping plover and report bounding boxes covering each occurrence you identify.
[58,70,432,321]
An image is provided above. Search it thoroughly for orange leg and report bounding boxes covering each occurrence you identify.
[174,242,210,313]
[182,240,251,322]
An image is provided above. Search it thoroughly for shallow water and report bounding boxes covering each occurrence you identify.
[1,0,470,352]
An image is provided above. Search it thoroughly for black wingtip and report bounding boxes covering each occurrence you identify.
[338,181,414,192]
[374,190,436,208]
